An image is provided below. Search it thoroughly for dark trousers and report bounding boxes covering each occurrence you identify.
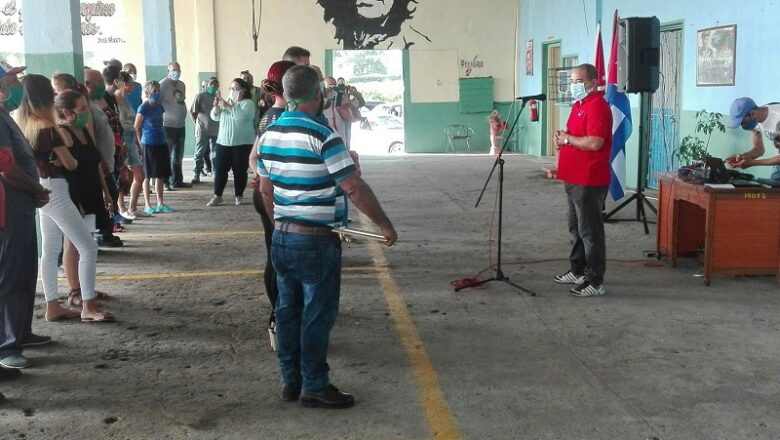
[0,211,37,358]
[213,144,252,197]
[97,173,118,236]
[165,127,186,187]
[253,188,278,323]
[565,183,608,285]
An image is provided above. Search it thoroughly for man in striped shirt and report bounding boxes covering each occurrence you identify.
[257,65,397,409]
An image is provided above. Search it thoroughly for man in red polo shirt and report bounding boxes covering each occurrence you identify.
[553,63,612,297]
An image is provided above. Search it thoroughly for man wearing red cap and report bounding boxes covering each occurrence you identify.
[0,59,53,373]
[725,97,780,180]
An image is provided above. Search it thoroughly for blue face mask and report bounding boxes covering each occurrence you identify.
[168,70,181,81]
[150,92,160,102]
[569,82,588,101]
[741,114,758,130]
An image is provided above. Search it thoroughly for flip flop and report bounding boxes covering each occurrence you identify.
[81,312,116,323]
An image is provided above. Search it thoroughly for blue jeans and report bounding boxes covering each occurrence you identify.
[271,228,341,392]
[193,133,216,176]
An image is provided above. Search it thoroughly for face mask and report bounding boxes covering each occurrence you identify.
[168,70,181,81]
[207,86,217,95]
[229,90,240,102]
[72,111,90,129]
[130,73,137,82]
[742,115,758,130]
[569,82,588,101]
[150,92,160,102]
[0,84,23,112]
[91,83,106,101]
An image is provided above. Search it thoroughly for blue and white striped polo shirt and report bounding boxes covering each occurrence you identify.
[257,111,357,227]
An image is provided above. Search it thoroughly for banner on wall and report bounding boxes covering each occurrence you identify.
[80,1,128,67]
[0,0,24,66]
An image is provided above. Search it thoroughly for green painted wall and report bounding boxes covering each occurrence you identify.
[145,65,170,84]
[24,52,84,81]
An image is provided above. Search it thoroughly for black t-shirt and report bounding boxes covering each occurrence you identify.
[257,107,284,137]
[33,127,66,179]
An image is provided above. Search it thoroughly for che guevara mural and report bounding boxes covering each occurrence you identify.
[316,0,431,49]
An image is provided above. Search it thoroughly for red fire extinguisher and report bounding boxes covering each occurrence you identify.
[529,99,539,122]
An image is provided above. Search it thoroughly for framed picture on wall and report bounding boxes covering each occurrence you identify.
[525,40,534,76]
[696,24,736,87]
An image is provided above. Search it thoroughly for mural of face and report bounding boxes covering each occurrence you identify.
[356,0,394,20]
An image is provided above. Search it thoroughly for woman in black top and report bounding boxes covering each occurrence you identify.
[248,60,295,350]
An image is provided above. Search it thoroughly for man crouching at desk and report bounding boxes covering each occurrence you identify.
[724,97,780,180]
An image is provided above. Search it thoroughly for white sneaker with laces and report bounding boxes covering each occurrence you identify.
[235,196,243,206]
[554,271,586,285]
[120,210,137,220]
[570,283,606,297]
[207,195,223,207]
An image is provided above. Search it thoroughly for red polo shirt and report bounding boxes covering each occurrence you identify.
[557,91,613,186]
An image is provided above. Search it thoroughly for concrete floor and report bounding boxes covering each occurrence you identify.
[1,155,778,440]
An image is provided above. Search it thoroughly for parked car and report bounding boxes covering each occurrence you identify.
[369,103,403,118]
[350,115,405,155]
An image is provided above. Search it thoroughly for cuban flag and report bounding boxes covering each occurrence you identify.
[605,11,632,201]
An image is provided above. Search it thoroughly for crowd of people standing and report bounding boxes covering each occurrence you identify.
[0,45,397,410]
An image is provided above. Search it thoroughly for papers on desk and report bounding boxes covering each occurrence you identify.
[704,183,735,189]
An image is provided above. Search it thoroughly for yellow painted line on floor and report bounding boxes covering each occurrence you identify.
[367,239,462,440]
[46,266,382,282]
[120,230,261,239]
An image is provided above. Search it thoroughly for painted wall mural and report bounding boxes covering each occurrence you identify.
[316,0,431,49]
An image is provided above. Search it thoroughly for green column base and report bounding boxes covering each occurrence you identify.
[24,52,84,81]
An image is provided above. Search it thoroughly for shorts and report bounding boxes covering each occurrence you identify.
[123,130,143,168]
[142,143,172,179]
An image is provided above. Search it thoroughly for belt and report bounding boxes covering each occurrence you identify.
[275,222,336,236]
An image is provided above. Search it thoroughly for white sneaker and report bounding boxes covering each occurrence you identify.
[235,196,244,206]
[206,195,223,207]
[553,271,586,285]
[120,210,137,220]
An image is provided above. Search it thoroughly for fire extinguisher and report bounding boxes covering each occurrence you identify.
[529,99,539,122]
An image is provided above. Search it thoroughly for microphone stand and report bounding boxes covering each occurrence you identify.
[454,99,537,297]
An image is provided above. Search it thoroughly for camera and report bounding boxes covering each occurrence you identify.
[334,84,347,107]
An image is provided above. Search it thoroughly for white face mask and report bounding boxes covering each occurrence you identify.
[569,82,588,101]
[229,89,240,102]
[129,73,137,82]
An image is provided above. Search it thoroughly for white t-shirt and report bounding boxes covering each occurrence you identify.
[323,105,350,148]
[756,104,780,179]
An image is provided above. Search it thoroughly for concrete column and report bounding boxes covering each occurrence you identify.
[195,0,217,85]
[142,0,176,81]
[21,0,84,80]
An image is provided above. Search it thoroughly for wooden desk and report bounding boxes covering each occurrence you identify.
[656,174,780,285]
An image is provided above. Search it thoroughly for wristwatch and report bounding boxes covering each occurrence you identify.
[564,137,570,145]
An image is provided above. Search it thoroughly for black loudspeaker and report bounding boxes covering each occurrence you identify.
[617,16,660,93]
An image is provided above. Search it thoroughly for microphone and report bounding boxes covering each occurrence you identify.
[516,93,546,101]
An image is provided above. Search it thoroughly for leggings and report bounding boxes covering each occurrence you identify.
[213,144,252,197]
[253,187,278,324]
[38,178,99,302]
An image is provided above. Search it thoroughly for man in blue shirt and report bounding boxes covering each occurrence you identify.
[257,65,397,409]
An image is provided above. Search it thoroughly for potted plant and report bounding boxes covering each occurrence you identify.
[675,109,726,165]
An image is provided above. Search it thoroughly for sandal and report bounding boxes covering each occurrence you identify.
[45,307,81,322]
[81,311,116,323]
[67,288,110,307]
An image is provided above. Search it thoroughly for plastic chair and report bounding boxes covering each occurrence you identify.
[445,125,474,153]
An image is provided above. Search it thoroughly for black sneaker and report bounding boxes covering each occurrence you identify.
[96,235,124,248]
[280,383,301,402]
[21,334,52,348]
[0,367,21,382]
[300,384,354,409]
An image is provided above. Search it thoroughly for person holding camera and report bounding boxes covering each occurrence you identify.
[322,77,365,173]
